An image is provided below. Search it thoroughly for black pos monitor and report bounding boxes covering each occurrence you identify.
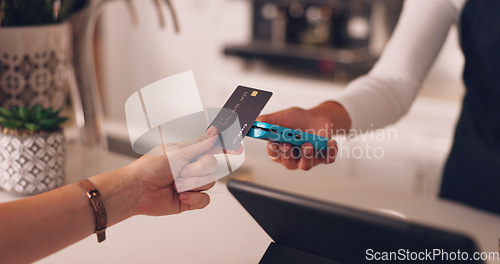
[227,180,483,264]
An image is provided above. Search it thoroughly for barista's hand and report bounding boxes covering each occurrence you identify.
[256,101,350,171]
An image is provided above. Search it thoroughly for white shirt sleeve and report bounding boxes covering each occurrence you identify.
[335,0,465,131]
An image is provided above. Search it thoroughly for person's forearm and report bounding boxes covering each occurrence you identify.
[0,182,95,263]
[310,101,352,132]
[331,0,458,131]
[0,168,137,264]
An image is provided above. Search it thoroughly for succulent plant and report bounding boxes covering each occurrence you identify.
[0,104,69,134]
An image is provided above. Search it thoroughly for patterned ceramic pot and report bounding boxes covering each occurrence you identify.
[0,23,73,110]
[0,129,65,195]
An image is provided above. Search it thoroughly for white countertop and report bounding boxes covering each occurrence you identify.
[0,145,271,264]
[1,144,499,263]
[36,181,272,264]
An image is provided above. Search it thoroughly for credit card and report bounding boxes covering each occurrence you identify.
[209,86,272,151]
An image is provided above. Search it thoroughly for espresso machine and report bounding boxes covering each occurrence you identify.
[224,0,403,80]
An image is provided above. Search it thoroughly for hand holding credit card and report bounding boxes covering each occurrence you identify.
[209,86,273,151]
[209,86,330,151]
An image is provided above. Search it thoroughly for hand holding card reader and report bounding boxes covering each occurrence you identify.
[209,85,330,152]
[247,121,329,151]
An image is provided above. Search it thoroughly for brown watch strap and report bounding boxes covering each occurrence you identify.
[79,179,107,243]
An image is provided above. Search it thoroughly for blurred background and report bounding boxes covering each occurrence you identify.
[93,0,465,199]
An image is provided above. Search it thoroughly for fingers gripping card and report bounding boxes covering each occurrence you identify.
[209,86,272,151]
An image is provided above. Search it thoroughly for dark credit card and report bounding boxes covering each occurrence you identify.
[209,86,272,151]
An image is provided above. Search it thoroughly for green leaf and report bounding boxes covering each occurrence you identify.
[25,123,40,132]
[2,119,23,129]
[12,119,23,128]
[30,104,42,121]
[1,121,16,129]
[10,106,20,118]
[35,111,43,122]
[19,106,30,121]
[41,108,52,119]
[49,107,62,118]
[39,119,59,128]
[0,107,13,118]
[56,117,69,124]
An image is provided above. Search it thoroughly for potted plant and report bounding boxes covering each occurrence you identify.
[1,0,179,149]
[0,104,68,195]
